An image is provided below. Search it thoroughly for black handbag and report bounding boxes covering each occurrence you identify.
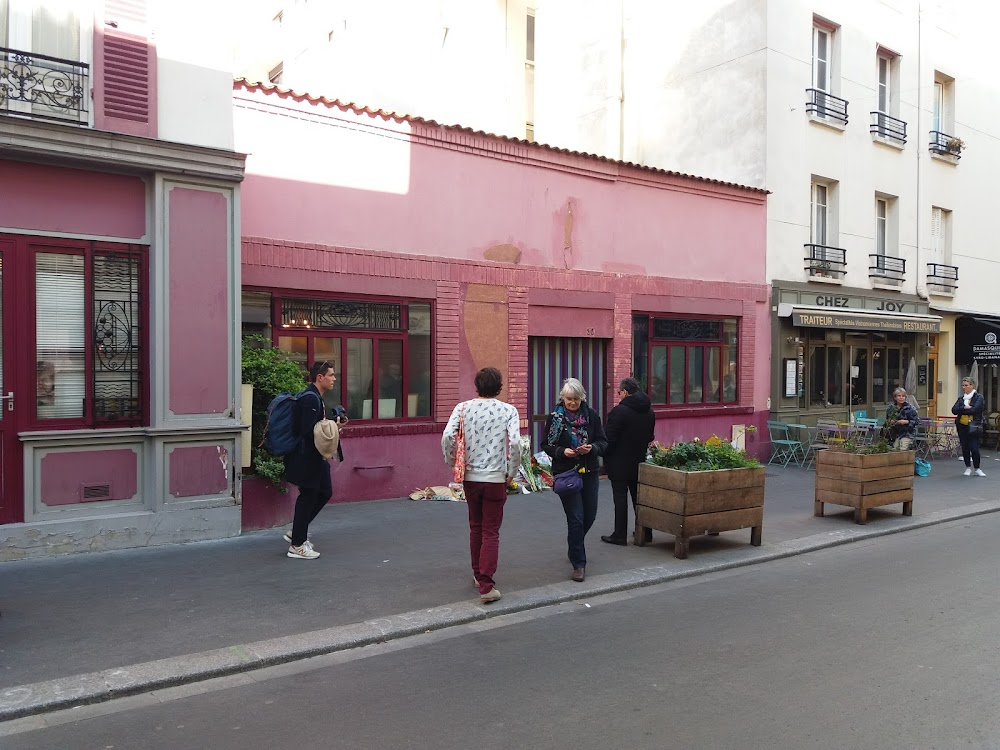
[969,421,984,438]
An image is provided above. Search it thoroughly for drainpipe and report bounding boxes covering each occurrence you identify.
[618,0,626,161]
[915,1,928,301]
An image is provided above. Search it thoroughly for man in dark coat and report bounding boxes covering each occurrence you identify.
[601,377,655,545]
[284,360,344,559]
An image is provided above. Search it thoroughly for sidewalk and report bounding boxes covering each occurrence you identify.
[2,451,999,720]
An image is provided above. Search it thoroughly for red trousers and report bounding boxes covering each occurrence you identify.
[464,481,507,594]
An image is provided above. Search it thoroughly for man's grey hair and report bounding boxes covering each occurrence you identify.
[560,377,587,402]
[620,377,640,395]
[892,387,907,398]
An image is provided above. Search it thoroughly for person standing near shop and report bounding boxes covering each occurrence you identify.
[284,360,345,559]
[601,377,655,546]
[543,377,607,583]
[442,367,521,604]
[953,376,986,477]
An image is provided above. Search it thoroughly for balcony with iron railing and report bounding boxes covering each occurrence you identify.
[929,130,963,160]
[806,88,849,126]
[927,263,959,295]
[870,111,907,144]
[804,244,847,279]
[869,254,905,285]
[0,46,89,126]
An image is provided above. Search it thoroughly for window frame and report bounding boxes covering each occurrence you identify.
[635,314,740,409]
[271,294,434,423]
[812,181,829,246]
[812,25,832,93]
[930,206,950,264]
[877,54,891,114]
[25,237,148,431]
[875,197,887,257]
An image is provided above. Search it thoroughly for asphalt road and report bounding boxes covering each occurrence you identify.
[6,513,1000,749]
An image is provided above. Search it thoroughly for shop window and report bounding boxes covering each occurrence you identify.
[633,315,739,407]
[809,345,844,407]
[274,297,432,422]
[33,243,146,427]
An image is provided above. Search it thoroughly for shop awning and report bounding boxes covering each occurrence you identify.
[777,303,942,333]
[954,314,1000,363]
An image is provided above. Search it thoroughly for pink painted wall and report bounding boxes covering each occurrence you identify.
[329,430,445,503]
[168,187,230,414]
[169,445,231,498]
[0,159,146,239]
[39,449,139,506]
[653,410,770,462]
[233,91,766,286]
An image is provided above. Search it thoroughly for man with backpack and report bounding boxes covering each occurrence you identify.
[283,360,344,559]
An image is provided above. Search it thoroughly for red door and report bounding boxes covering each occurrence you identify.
[0,239,23,524]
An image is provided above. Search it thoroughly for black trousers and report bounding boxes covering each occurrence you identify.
[291,463,332,546]
[957,424,981,469]
[610,474,639,540]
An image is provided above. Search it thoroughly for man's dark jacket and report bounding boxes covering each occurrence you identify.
[284,385,341,488]
[603,391,655,481]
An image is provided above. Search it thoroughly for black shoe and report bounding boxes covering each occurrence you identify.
[601,535,627,546]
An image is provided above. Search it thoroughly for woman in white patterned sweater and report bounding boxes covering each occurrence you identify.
[442,367,521,603]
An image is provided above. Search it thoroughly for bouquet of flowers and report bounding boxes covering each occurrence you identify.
[516,436,551,492]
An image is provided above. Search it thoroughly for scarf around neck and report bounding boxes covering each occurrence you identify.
[547,403,589,448]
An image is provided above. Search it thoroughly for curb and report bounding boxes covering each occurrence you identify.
[3,499,999,722]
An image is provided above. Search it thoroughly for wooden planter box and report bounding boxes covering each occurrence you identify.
[636,462,765,559]
[814,449,915,524]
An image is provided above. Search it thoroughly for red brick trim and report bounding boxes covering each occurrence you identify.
[242,238,769,303]
[435,281,461,423]
[507,288,529,425]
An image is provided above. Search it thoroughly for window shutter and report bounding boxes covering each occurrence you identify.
[930,207,946,264]
[94,0,157,137]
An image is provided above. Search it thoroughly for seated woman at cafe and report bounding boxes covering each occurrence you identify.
[885,387,918,450]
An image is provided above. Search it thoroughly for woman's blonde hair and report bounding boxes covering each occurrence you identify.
[560,377,587,402]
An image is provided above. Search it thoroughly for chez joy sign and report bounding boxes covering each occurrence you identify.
[778,292,941,333]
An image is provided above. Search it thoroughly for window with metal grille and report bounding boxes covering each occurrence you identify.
[633,315,739,407]
[274,296,431,422]
[33,241,145,427]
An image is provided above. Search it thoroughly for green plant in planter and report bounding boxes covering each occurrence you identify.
[647,436,761,472]
[835,436,892,455]
[242,335,307,487]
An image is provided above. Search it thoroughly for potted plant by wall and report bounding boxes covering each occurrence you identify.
[814,437,914,524]
[813,260,834,278]
[241,335,307,488]
[636,437,764,559]
[946,136,965,156]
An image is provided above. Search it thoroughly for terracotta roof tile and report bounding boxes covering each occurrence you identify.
[233,78,768,195]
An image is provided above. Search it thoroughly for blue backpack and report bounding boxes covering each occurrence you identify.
[263,390,318,456]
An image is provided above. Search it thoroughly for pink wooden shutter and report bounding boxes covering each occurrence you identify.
[94,0,157,138]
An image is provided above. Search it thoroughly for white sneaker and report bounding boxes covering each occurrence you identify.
[975,469,986,477]
[283,533,312,550]
[287,544,320,560]
[480,587,502,603]
[964,468,972,476]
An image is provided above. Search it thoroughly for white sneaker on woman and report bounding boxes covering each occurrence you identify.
[964,468,973,476]
[287,544,320,560]
[975,469,986,477]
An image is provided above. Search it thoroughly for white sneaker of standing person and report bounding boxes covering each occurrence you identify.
[964,468,973,476]
[283,533,313,550]
[287,544,320,560]
[975,469,986,477]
